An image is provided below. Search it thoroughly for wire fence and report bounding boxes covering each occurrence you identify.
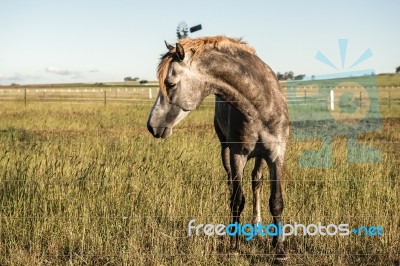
[0,86,398,263]
[0,86,399,108]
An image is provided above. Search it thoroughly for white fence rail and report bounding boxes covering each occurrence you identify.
[0,86,399,108]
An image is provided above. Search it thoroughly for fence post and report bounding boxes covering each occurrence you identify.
[24,88,27,107]
[149,88,153,99]
[359,91,362,107]
[330,89,334,111]
[104,90,107,106]
[388,91,391,109]
[304,89,307,104]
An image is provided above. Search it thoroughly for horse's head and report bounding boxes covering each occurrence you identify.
[147,41,207,139]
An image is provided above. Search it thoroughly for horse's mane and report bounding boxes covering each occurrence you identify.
[157,36,256,97]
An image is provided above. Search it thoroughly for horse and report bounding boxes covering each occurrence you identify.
[147,36,289,262]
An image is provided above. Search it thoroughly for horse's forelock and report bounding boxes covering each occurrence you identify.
[157,53,173,98]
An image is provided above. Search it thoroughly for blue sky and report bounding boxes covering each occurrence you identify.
[0,0,399,85]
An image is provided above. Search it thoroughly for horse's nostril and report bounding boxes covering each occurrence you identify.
[147,124,155,136]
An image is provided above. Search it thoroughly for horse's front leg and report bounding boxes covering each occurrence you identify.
[252,157,265,225]
[267,156,287,263]
[229,152,247,251]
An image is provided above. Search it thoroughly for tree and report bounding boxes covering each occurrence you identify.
[396,66,400,73]
[294,74,306,80]
[285,71,294,80]
[276,71,296,80]
[125,76,140,82]
[140,80,148,85]
[276,72,284,80]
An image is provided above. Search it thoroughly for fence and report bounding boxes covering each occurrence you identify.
[0,87,157,106]
[0,86,399,108]
[283,85,400,110]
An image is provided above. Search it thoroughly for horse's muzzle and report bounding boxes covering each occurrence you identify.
[147,124,172,139]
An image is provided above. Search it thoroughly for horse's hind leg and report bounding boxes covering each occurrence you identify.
[252,157,265,225]
[266,156,287,262]
[229,152,247,251]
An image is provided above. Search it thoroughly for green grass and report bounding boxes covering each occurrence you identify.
[0,97,399,265]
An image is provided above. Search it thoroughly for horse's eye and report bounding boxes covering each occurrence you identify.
[166,82,176,88]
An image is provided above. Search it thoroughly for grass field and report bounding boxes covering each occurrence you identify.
[0,82,399,265]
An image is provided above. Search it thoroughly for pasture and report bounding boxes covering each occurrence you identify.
[0,80,399,265]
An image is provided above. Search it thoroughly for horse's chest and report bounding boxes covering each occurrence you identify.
[215,99,259,152]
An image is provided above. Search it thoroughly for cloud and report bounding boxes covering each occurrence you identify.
[2,74,37,81]
[45,66,82,77]
[0,73,42,84]
[45,67,100,79]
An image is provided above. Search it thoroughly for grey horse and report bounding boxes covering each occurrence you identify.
[147,36,289,262]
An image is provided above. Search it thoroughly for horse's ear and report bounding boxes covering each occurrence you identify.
[164,41,174,51]
[175,43,185,61]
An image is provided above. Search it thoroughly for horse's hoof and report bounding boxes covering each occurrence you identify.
[229,242,240,256]
[229,250,240,256]
[273,254,288,265]
[273,245,288,265]
[229,245,239,254]
[230,238,239,252]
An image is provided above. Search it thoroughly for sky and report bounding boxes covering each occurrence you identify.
[0,0,399,85]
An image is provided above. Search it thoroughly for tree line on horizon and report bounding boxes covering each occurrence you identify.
[277,66,400,81]
[276,71,306,81]
[124,76,148,84]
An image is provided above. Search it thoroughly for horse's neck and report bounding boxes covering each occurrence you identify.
[211,80,260,120]
[201,51,276,121]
